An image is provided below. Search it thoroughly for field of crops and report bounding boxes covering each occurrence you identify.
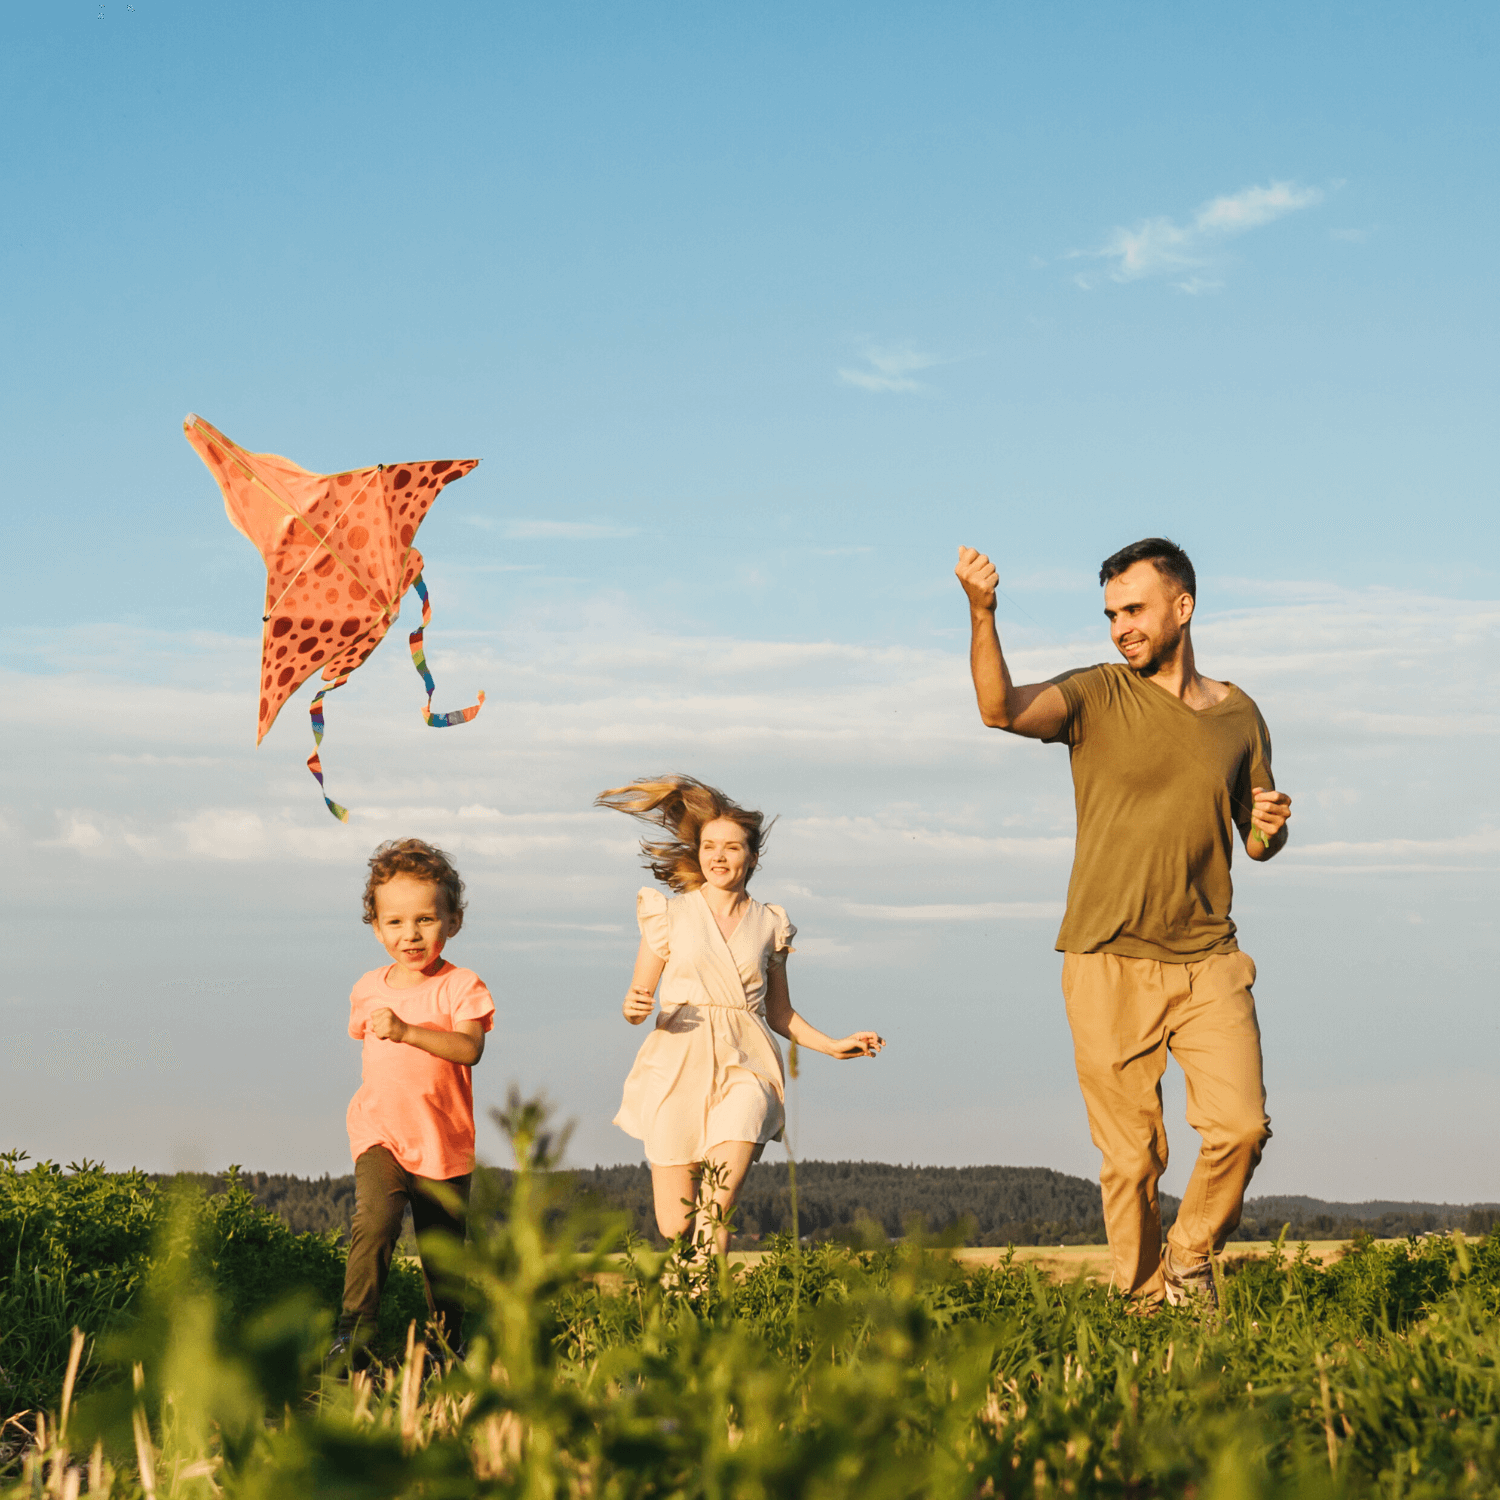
[4,1104,1499,1499]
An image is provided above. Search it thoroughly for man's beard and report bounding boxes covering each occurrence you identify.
[1125,622,1182,677]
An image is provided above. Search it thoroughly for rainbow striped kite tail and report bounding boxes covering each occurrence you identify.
[408,572,484,729]
[307,676,352,822]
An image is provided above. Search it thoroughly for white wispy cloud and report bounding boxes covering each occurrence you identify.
[838,345,942,393]
[1071,180,1324,292]
[462,517,639,540]
[843,901,1064,921]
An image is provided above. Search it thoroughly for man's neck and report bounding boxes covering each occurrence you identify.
[1134,634,1228,710]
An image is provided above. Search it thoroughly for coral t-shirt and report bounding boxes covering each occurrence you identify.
[346,962,495,1181]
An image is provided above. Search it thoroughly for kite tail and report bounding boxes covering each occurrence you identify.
[409,573,485,727]
[308,674,352,823]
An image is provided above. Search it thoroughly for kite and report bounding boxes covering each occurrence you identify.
[183,414,484,822]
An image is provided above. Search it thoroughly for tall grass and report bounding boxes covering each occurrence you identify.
[4,1108,1499,1498]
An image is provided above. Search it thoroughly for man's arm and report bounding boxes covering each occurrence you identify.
[1244,788,1291,862]
[956,546,1068,739]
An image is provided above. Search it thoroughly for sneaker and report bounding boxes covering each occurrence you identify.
[1161,1246,1218,1312]
[325,1334,375,1376]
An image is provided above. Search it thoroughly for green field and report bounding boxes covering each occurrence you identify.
[4,1113,1499,1498]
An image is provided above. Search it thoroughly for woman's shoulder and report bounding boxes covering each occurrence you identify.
[749,896,796,948]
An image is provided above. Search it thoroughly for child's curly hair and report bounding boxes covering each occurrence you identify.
[594,774,772,893]
[362,838,466,932]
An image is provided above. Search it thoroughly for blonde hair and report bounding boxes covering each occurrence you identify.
[362,838,466,932]
[594,774,772,893]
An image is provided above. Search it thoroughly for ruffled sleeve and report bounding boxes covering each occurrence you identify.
[763,903,797,967]
[636,886,671,960]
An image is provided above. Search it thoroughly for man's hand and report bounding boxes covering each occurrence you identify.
[956,546,998,613]
[368,1007,408,1043]
[1247,788,1292,858]
[622,987,656,1025]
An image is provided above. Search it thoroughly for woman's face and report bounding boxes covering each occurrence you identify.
[699,817,754,894]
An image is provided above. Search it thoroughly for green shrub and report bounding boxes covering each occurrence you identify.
[0,1152,427,1417]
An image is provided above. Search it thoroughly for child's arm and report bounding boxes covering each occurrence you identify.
[763,963,883,1059]
[623,936,667,1025]
[368,1009,486,1065]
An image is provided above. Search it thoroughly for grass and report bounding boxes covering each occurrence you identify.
[3,1108,1499,1497]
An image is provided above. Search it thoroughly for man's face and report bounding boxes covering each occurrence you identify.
[1103,560,1194,674]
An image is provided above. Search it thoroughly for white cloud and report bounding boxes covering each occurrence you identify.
[843,901,1064,921]
[838,345,942,393]
[462,517,639,540]
[1071,180,1324,291]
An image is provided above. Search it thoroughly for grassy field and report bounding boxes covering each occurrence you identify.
[5,1112,1499,1498]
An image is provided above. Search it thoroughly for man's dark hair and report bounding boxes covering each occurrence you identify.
[1098,537,1197,600]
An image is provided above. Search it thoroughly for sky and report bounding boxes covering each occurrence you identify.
[3,1,1497,1204]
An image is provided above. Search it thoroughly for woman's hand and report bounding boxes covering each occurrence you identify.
[826,1031,884,1059]
[622,987,656,1025]
[368,1007,408,1043]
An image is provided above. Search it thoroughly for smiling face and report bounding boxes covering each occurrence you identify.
[372,872,460,983]
[698,816,756,895]
[1103,559,1195,675]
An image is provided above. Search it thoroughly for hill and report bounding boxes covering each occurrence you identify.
[160,1162,1500,1249]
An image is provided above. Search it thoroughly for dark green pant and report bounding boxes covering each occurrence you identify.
[339,1145,471,1348]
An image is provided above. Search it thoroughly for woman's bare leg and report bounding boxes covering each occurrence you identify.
[696,1141,758,1256]
[650,1163,701,1240]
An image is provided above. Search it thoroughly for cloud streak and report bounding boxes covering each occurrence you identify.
[1072,180,1324,292]
[463,517,639,540]
[838,345,942,393]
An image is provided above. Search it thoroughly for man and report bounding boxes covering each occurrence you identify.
[955,537,1292,1305]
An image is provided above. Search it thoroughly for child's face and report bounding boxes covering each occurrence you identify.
[699,817,754,894]
[372,874,458,980]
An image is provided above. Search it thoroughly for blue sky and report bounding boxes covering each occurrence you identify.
[4,2,1497,1202]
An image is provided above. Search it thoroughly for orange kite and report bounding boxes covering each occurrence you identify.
[184,414,484,821]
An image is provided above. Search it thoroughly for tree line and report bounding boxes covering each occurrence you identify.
[158,1161,1500,1249]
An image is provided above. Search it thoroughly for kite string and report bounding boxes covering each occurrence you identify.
[408,573,485,728]
[262,466,381,622]
[308,673,352,823]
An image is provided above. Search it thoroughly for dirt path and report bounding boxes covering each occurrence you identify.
[581,1239,1365,1291]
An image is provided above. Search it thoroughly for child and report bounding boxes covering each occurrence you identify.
[596,775,884,1255]
[329,838,494,1365]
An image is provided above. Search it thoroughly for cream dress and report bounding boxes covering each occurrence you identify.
[613,886,796,1167]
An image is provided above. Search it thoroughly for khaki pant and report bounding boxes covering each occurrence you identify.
[1062,949,1271,1300]
[340,1146,471,1348]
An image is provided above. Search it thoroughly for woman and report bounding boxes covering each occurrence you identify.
[597,774,884,1254]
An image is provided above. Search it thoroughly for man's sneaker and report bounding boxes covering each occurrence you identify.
[1161,1246,1218,1312]
[325,1334,375,1376]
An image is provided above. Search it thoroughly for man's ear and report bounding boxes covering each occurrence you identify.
[1178,590,1196,625]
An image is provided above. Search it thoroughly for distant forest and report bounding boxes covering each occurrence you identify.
[163,1162,1500,1250]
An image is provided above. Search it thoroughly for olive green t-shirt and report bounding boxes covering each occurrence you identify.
[1047,663,1274,962]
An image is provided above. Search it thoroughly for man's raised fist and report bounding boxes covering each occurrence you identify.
[956,545,999,612]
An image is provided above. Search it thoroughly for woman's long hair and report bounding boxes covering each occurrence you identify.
[594,774,772,892]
